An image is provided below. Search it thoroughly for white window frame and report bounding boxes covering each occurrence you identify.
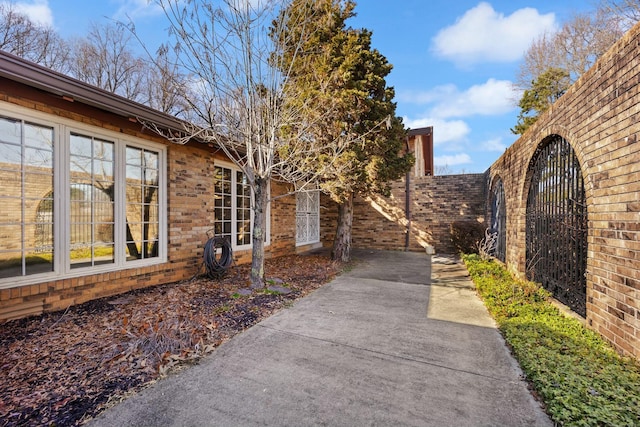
[296,190,320,246]
[0,101,167,289]
[213,160,270,251]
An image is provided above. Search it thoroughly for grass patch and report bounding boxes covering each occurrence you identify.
[462,254,640,427]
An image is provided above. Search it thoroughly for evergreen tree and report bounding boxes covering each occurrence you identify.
[512,67,570,135]
[272,0,413,262]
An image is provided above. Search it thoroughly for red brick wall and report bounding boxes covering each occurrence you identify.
[0,85,296,320]
[487,23,640,358]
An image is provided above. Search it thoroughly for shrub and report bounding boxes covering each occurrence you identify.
[463,254,640,427]
[449,220,484,254]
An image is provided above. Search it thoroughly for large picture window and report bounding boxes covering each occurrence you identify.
[0,105,166,286]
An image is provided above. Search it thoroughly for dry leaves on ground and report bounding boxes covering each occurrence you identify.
[0,254,341,427]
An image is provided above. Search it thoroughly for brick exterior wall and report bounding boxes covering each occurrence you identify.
[320,173,486,254]
[3,20,640,360]
[486,23,640,358]
[319,22,640,359]
[0,83,297,320]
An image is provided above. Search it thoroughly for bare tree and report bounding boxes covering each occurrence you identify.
[599,0,640,28]
[0,3,69,72]
[69,22,147,101]
[150,0,356,287]
[516,8,625,91]
[141,44,192,117]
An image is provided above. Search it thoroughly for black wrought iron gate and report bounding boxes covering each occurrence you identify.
[525,136,587,317]
[490,179,506,262]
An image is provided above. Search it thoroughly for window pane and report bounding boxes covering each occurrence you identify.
[70,134,92,158]
[213,166,233,243]
[70,221,90,245]
[94,139,113,161]
[0,224,22,250]
[145,168,158,186]
[144,150,158,170]
[24,147,52,169]
[214,223,223,236]
[126,147,160,261]
[126,146,142,165]
[0,250,22,279]
[1,172,21,198]
[94,159,114,180]
[0,141,22,165]
[24,123,53,150]
[25,172,53,191]
[94,243,114,265]
[96,222,114,243]
[70,134,114,268]
[126,210,141,229]
[70,156,92,174]
[145,203,158,223]
[26,250,54,275]
[70,246,91,267]
[0,118,55,279]
[129,221,143,241]
[0,116,20,145]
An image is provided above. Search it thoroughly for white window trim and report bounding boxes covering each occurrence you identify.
[214,160,270,251]
[0,101,167,289]
[296,190,320,246]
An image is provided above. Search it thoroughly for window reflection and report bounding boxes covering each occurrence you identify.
[0,117,54,278]
[69,133,115,269]
[125,147,159,261]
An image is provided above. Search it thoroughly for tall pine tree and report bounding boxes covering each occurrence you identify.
[272,0,413,261]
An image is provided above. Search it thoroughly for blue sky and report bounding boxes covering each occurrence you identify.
[8,0,594,173]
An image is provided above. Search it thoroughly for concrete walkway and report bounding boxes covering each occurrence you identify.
[89,250,551,427]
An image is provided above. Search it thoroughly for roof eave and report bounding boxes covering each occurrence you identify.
[0,50,187,138]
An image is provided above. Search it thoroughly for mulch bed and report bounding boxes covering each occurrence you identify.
[0,254,341,427]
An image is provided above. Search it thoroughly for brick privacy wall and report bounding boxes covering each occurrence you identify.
[409,174,486,253]
[487,23,640,358]
[320,174,486,254]
[0,88,297,320]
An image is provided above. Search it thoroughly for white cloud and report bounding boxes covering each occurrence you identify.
[434,153,472,167]
[113,0,164,20]
[400,79,518,119]
[431,2,556,65]
[434,79,516,118]
[398,84,458,105]
[3,0,53,26]
[482,137,507,152]
[404,117,470,146]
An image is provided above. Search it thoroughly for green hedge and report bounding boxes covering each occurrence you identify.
[462,254,640,427]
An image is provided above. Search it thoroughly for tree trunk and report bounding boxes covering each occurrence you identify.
[250,177,268,288]
[332,192,353,262]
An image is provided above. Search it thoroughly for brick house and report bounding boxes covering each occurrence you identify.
[0,50,323,320]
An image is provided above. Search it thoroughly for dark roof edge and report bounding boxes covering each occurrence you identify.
[0,50,186,135]
[408,126,433,136]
